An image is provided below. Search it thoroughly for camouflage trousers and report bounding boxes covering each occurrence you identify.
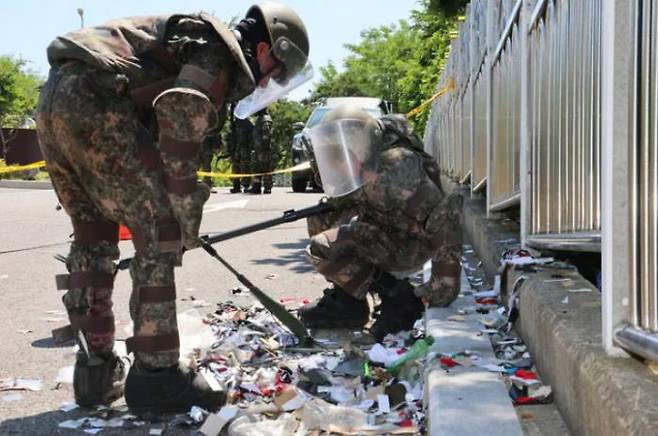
[36,64,180,369]
[232,145,253,188]
[252,147,275,189]
[306,197,462,306]
[199,145,215,188]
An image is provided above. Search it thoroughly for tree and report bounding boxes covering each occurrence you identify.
[268,99,312,168]
[0,56,42,156]
[308,0,465,132]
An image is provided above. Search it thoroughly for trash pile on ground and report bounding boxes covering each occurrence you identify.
[53,299,430,434]
[459,245,554,408]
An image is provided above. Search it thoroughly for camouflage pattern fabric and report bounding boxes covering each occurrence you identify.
[232,117,255,188]
[37,16,254,369]
[307,118,463,306]
[252,110,275,189]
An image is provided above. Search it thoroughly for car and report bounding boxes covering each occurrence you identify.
[290,97,392,193]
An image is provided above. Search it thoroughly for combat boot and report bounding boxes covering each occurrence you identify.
[125,362,225,414]
[369,271,425,340]
[229,180,241,193]
[298,285,369,329]
[263,187,272,194]
[248,182,262,194]
[74,350,127,406]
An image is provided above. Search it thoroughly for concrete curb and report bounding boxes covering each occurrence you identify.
[0,179,52,190]
[448,174,658,436]
[424,287,523,436]
[511,266,658,436]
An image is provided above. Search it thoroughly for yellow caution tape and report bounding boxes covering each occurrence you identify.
[406,77,456,118]
[198,161,311,179]
[0,159,311,180]
[0,160,46,174]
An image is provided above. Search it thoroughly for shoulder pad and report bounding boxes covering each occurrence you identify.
[199,13,256,101]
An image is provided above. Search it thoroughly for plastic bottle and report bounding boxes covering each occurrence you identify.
[387,336,436,376]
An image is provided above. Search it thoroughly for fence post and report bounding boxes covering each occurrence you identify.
[485,0,497,218]
[601,0,633,356]
[520,0,533,249]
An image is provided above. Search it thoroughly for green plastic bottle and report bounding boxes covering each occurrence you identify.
[387,336,436,376]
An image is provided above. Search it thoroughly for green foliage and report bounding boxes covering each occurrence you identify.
[268,99,311,168]
[308,0,464,132]
[0,56,42,128]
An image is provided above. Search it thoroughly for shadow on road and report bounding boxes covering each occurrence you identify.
[251,239,315,273]
[0,408,184,435]
[31,336,75,349]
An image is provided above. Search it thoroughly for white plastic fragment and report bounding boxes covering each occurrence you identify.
[56,366,74,384]
[561,296,570,304]
[200,368,223,392]
[377,394,391,414]
[0,377,42,391]
[60,402,79,412]
[189,405,207,423]
[200,405,239,436]
[301,398,368,432]
[368,343,401,367]
[274,386,307,411]
[2,393,24,402]
[149,428,163,435]
[58,418,86,429]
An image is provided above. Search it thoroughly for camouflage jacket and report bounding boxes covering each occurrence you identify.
[344,115,452,239]
[47,13,255,103]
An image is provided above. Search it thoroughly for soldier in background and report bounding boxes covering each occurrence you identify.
[199,127,222,192]
[36,3,310,413]
[249,108,275,194]
[233,115,255,193]
[298,105,463,340]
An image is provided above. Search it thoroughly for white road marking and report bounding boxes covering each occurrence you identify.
[203,199,249,214]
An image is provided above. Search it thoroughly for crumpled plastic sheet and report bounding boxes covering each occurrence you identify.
[228,413,303,436]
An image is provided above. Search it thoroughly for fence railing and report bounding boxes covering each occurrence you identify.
[426,0,658,361]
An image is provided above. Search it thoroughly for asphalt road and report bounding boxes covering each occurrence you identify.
[0,186,327,435]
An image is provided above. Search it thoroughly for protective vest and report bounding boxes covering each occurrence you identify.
[46,13,255,102]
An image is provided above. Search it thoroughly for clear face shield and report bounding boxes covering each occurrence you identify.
[308,119,380,198]
[234,37,313,119]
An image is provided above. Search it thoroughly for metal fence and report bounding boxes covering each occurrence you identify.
[426,0,658,360]
[527,0,602,250]
[611,0,658,360]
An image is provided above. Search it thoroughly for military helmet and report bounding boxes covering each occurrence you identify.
[246,2,310,81]
[321,104,381,135]
[309,104,382,197]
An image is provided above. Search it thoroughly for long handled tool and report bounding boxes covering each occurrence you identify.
[115,199,333,271]
[198,239,314,346]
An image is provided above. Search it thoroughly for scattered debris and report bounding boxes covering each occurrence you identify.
[56,366,74,384]
[0,378,42,392]
[60,402,79,412]
[2,393,24,402]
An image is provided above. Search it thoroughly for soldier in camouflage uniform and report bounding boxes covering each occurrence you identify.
[36,3,310,413]
[249,108,275,194]
[234,116,255,192]
[199,128,222,191]
[298,105,463,340]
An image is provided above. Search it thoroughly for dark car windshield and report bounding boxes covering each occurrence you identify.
[305,106,384,129]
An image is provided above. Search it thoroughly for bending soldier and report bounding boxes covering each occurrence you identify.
[36,3,310,413]
[298,105,463,340]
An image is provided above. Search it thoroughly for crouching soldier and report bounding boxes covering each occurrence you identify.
[298,105,463,340]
